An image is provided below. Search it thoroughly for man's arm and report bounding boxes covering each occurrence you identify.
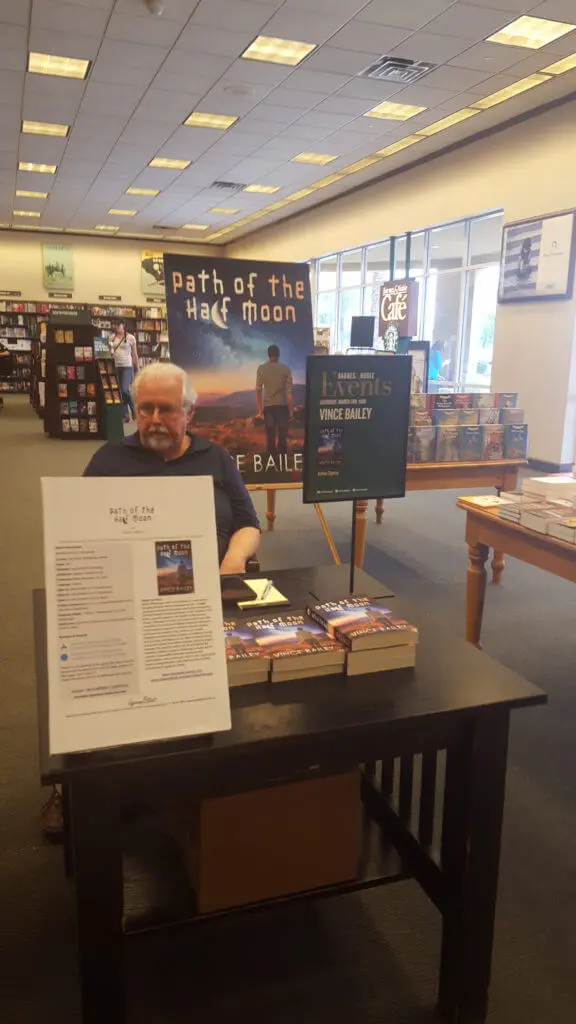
[255,364,263,416]
[286,367,293,417]
[220,451,261,573]
[131,336,140,373]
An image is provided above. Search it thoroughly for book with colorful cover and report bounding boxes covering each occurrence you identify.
[432,394,456,409]
[496,392,518,408]
[410,410,433,427]
[223,620,270,683]
[408,425,436,462]
[504,423,528,459]
[432,408,459,426]
[478,406,500,424]
[472,393,496,408]
[482,424,504,460]
[454,393,473,409]
[245,613,346,671]
[306,597,418,652]
[500,408,524,425]
[459,425,483,461]
[435,425,460,462]
[457,408,479,425]
[410,393,427,412]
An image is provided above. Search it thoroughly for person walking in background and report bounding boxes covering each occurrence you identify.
[109,321,139,422]
[255,344,293,459]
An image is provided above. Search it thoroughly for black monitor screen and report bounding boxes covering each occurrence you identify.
[350,315,375,348]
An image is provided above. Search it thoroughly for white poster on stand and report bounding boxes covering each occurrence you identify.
[42,476,231,755]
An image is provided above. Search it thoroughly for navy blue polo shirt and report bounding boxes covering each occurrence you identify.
[83,434,260,562]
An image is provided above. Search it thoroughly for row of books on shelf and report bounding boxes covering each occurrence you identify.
[225,597,418,685]
[61,418,99,434]
[408,423,527,462]
[417,392,519,409]
[496,475,576,544]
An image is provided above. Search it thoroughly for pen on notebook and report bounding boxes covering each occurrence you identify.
[260,579,273,601]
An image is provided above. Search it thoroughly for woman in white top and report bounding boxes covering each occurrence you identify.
[109,321,140,422]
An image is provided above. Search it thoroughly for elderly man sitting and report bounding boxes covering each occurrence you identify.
[84,361,260,574]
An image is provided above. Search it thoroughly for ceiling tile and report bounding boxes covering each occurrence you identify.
[254,138,309,159]
[420,65,496,90]
[531,0,576,19]
[120,120,176,149]
[114,0,218,15]
[152,70,216,95]
[263,87,319,110]
[392,31,471,63]
[222,59,295,86]
[156,124,224,160]
[175,26,256,56]
[0,69,24,106]
[541,31,576,57]
[464,72,522,97]
[282,68,352,94]
[57,159,99,180]
[129,168,183,190]
[72,114,131,140]
[19,136,68,164]
[356,0,454,29]
[132,90,202,123]
[0,0,31,25]
[295,110,352,129]
[28,28,100,60]
[386,82,458,107]
[313,95,374,116]
[448,41,530,73]
[190,0,276,33]
[274,122,334,140]
[256,103,309,123]
[424,4,516,41]
[96,39,170,71]
[336,77,403,101]
[303,47,382,75]
[478,0,553,9]
[23,77,86,121]
[0,105,20,132]
[160,49,233,78]
[0,49,26,74]
[0,23,26,54]
[91,60,160,89]
[260,10,352,42]
[105,12,186,47]
[193,84,272,117]
[80,82,143,117]
[31,0,110,36]
[328,22,410,54]
[228,157,285,179]
[202,135,264,157]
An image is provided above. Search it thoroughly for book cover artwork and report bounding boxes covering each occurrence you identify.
[155,540,194,596]
[317,426,344,469]
[223,621,263,662]
[247,615,342,659]
[310,598,393,639]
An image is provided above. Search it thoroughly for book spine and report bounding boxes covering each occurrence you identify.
[305,606,335,637]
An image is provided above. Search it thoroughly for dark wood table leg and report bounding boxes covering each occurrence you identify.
[375,498,384,524]
[437,709,510,1023]
[72,775,126,1024]
[466,541,489,647]
[354,499,368,568]
[266,488,276,531]
[61,781,74,879]
[491,550,505,585]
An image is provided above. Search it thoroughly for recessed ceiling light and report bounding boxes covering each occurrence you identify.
[241,35,316,67]
[13,210,41,217]
[18,161,57,173]
[28,52,90,79]
[209,207,240,214]
[184,112,237,129]
[541,52,576,74]
[375,136,425,157]
[244,184,280,194]
[292,152,337,165]
[126,187,160,196]
[108,208,137,216]
[182,224,209,230]
[486,16,575,50]
[416,108,480,136]
[95,225,119,232]
[149,157,190,170]
[22,120,69,138]
[364,100,426,121]
[472,74,551,109]
[16,189,48,198]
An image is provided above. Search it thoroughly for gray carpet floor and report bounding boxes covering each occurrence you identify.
[1,395,575,1023]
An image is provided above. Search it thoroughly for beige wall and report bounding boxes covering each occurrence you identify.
[227,100,576,466]
[0,230,218,306]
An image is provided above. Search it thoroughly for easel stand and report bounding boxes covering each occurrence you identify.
[248,483,342,567]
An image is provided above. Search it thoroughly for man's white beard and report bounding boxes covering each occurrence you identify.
[142,428,173,452]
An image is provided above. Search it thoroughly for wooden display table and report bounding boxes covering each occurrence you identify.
[457,497,576,645]
[376,460,524,583]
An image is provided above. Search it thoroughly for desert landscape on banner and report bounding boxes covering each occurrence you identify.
[164,253,313,485]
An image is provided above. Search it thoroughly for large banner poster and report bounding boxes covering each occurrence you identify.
[164,254,313,484]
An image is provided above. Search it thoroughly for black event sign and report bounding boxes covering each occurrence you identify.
[164,253,313,485]
[303,355,411,503]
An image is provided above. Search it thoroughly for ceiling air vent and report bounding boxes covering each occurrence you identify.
[153,225,176,231]
[361,56,437,85]
[211,180,247,192]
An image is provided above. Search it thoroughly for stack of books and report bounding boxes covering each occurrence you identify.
[307,597,418,676]
[408,392,528,462]
[224,620,270,686]
[245,613,346,682]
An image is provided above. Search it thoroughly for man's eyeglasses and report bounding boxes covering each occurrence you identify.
[137,402,185,418]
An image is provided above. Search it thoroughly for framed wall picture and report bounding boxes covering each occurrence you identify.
[141,250,166,297]
[406,340,430,394]
[498,210,576,303]
[42,243,74,291]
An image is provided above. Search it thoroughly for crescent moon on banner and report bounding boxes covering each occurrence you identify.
[211,301,228,330]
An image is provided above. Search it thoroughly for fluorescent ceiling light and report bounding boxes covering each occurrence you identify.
[28,52,90,79]
[241,35,316,66]
[22,120,69,138]
[182,224,209,230]
[541,52,576,74]
[184,111,237,129]
[472,74,551,109]
[95,225,119,231]
[149,157,190,170]
[108,208,137,216]
[486,16,575,50]
[13,210,41,217]
[16,189,48,198]
[375,136,424,157]
[209,207,240,214]
[244,184,280,194]
[417,108,480,136]
[292,152,337,165]
[126,187,160,196]
[364,101,426,121]
[338,156,381,175]
[18,161,56,173]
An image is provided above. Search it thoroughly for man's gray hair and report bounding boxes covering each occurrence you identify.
[131,362,197,409]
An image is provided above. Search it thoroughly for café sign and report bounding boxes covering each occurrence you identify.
[378,280,419,342]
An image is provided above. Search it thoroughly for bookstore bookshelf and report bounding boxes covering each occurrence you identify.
[44,311,99,440]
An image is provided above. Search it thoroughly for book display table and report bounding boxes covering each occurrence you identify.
[376,460,525,583]
[34,567,545,1024]
[457,497,576,645]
